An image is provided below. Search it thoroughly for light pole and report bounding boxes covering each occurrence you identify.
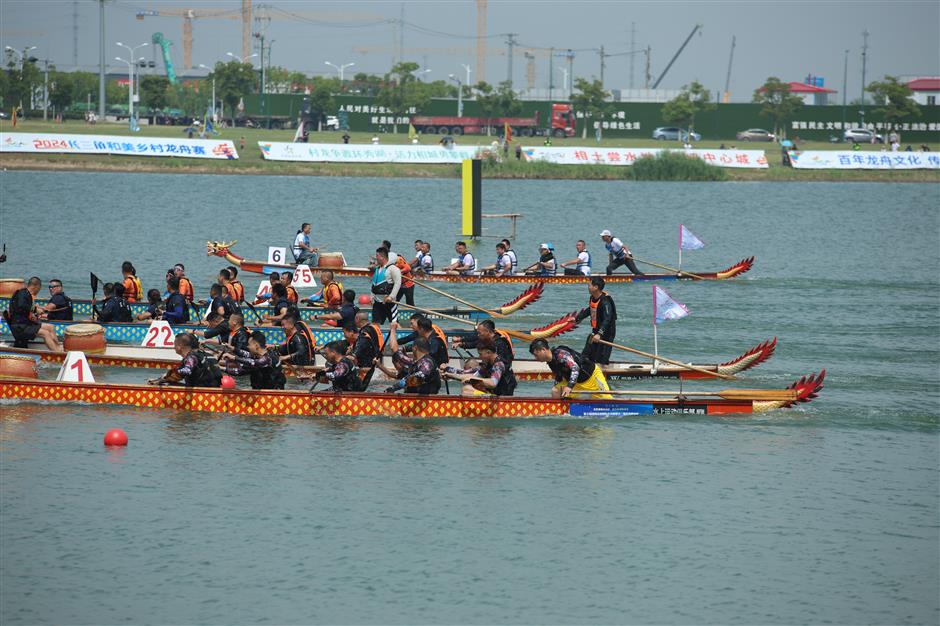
[116,41,148,124]
[226,51,257,64]
[842,49,849,136]
[449,74,463,117]
[4,45,36,69]
[115,56,134,124]
[461,63,471,86]
[198,64,217,119]
[415,68,432,82]
[324,61,355,81]
[556,67,569,95]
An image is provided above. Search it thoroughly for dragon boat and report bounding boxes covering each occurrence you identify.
[0,370,825,418]
[0,297,490,324]
[0,337,777,381]
[207,241,754,284]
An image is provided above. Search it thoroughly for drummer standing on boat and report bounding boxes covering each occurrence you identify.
[370,247,402,325]
[574,276,617,364]
[600,230,644,276]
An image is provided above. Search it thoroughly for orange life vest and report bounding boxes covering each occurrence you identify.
[396,256,414,289]
[431,323,447,345]
[287,321,317,361]
[178,277,194,302]
[123,275,142,303]
[323,281,343,307]
[224,282,238,301]
[230,281,245,303]
[286,285,299,304]
[364,322,385,353]
[495,329,516,358]
[589,295,600,330]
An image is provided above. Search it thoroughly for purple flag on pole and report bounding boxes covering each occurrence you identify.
[653,285,690,325]
[680,224,705,250]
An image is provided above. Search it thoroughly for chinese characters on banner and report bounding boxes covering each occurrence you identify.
[788,150,940,169]
[792,120,940,132]
[258,142,482,163]
[0,133,239,159]
[522,147,769,169]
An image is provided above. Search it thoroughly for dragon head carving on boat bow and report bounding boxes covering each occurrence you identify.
[206,241,243,265]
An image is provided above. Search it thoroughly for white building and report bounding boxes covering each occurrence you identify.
[905,78,940,106]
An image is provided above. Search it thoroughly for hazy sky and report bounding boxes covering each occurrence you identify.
[1,0,937,101]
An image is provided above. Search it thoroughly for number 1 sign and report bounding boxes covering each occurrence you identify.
[57,352,95,383]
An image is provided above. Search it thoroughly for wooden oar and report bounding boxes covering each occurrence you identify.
[596,339,737,381]
[633,257,707,280]
[409,277,507,319]
[600,388,797,401]
[397,302,538,343]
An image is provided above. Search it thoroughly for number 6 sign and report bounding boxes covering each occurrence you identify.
[268,246,287,265]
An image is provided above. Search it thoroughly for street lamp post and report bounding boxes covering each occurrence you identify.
[324,61,355,81]
[461,63,471,86]
[115,56,134,124]
[415,68,432,82]
[556,67,569,95]
[448,74,463,117]
[226,51,257,64]
[116,41,148,126]
[198,64,217,119]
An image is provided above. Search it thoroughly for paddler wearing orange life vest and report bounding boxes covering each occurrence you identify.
[121,261,143,303]
[574,276,617,364]
[280,271,300,305]
[173,263,195,303]
[277,309,316,366]
[451,319,515,366]
[219,268,244,303]
[303,270,344,308]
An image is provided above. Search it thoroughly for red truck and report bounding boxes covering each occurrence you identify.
[410,103,576,138]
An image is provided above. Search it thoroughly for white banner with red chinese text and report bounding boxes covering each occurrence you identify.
[521,146,769,169]
[788,150,940,169]
[0,132,239,159]
[259,141,481,163]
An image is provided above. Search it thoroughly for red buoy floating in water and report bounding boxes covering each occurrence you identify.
[104,428,128,446]
[220,375,236,389]
[358,294,371,306]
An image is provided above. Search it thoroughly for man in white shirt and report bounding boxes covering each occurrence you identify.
[292,223,318,266]
[481,242,514,276]
[444,241,477,275]
[560,240,592,276]
[371,246,402,324]
[600,229,643,276]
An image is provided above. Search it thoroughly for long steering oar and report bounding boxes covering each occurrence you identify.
[596,338,737,381]
[409,277,509,319]
[633,257,707,280]
[599,388,797,401]
[90,272,101,320]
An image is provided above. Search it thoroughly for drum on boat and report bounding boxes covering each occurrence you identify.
[0,353,38,379]
[318,252,345,269]
[0,278,25,297]
[64,323,106,354]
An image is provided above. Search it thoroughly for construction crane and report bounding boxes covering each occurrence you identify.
[651,23,701,89]
[476,0,487,82]
[722,35,735,103]
[136,5,248,70]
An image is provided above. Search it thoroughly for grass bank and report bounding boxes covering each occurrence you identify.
[2,120,938,183]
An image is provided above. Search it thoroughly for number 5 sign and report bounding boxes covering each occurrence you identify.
[268,246,287,265]
[291,264,317,288]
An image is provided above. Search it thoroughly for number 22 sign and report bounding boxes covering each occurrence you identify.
[141,321,176,348]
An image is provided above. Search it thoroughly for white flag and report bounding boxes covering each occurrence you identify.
[653,285,689,325]
[680,224,705,250]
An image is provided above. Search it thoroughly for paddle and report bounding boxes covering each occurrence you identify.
[242,299,261,324]
[409,277,508,319]
[597,388,798,401]
[596,339,736,381]
[633,257,706,280]
[90,272,101,320]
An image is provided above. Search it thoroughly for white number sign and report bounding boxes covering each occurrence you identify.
[255,280,272,299]
[267,246,287,265]
[57,352,95,383]
[291,264,317,288]
[141,320,176,348]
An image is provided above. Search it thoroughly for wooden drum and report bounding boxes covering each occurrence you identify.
[0,354,38,379]
[64,323,106,354]
[0,278,25,297]
[318,252,346,269]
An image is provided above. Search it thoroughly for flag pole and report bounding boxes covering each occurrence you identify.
[678,224,683,273]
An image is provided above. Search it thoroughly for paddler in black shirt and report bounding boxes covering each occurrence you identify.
[42,279,73,321]
[97,282,133,323]
[574,276,617,364]
[277,309,316,366]
[452,319,514,365]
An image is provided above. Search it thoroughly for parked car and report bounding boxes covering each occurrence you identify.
[843,128,883,143]
[736,128,775,142]
[652,127,701,141]
[324,115,340,130]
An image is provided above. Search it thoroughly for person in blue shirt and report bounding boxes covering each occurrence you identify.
[292,223,319,266]
[162,277,191,324]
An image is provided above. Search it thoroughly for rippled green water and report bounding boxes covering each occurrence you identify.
[1,171,937,624]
